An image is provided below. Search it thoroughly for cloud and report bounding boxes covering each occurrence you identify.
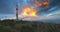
[0,0,17,14]
[0,0,60,21]
[0,0,60,14]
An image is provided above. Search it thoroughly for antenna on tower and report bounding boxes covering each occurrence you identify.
[16,3,18,21]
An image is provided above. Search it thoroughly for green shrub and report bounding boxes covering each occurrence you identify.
[20,25,34,32]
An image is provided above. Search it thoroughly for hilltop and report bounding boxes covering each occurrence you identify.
[0,19,60,32]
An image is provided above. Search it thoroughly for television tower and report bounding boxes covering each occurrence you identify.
[16,3,18,21]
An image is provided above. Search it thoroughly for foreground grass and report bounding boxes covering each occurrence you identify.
[0,19,60,32]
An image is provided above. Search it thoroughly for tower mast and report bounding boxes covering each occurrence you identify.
[16,3,18,21]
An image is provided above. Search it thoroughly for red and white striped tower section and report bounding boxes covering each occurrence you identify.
[16,3,18,21]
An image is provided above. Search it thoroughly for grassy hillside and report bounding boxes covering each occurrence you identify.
[0,19,60,32]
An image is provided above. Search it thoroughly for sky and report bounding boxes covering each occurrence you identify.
[0,0,60,21]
